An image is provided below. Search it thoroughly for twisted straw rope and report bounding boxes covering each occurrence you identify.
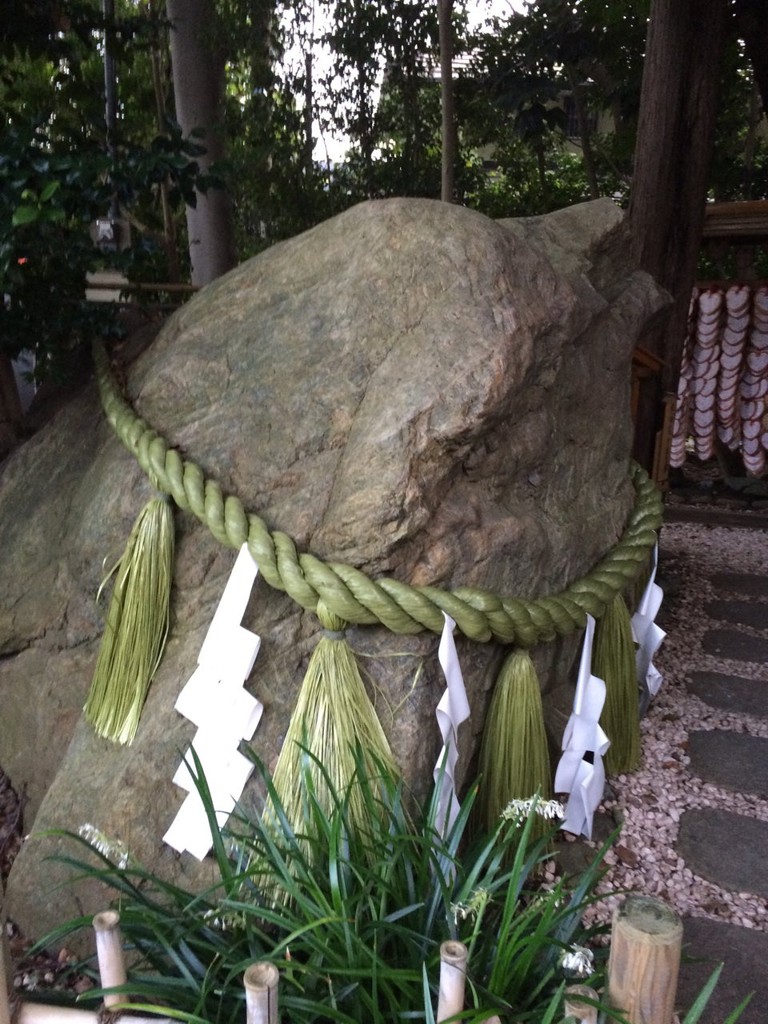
[93,343,663,646]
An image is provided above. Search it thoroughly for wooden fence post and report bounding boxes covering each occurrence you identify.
[608,895,683,1024]
[437,940,468,1023]
[92,911,127,1009]
[243,963,279,1024]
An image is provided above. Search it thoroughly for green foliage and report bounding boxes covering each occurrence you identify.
[41,749,615,1024]
[0,0,219,382]
[0,117,119,377]
[708,35,768,203]
[0,111,210,380]
[2,0,764,386]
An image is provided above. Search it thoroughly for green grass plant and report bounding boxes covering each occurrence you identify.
[41,747,613,1024]
[37,748,747,1024]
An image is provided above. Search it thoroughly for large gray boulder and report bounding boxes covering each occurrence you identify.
[0,197,668,942]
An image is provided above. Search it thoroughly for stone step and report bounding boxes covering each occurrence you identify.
[708,572,768,599]
[688,731,768,798]
[702,628,768,663]
[676,916,767,1024]
[705,599,768,631]
[689,671,768,719]
[677,808,768,896]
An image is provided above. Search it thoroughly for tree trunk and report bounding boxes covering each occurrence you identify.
[438,0,456,203]
[735,0,768,113]
[628,0,730,471]
[304,52,314,177]
[149,0,181,284]
[565,64,599,201]
[166,0,237,287]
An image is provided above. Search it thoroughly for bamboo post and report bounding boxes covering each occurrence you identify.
[436,940,468,1023]
[18,1005,173,1024]
[608,895,683,1024]
[563,984,599,1024]
[243,963,279,1024]
[92,911,127,1008]
[19,1007,106,1024]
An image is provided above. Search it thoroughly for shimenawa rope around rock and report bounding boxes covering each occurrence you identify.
[88,339,663,848]
[92,341,664,648]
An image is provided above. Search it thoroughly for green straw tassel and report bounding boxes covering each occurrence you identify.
[477,649,552,838]
[84,495,175,745]
[268,602,399,866]
[594,593,641,775]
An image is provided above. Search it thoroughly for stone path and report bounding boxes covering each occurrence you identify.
[674,568,768,1023]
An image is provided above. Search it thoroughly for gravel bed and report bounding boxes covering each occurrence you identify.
[582,518,768,933]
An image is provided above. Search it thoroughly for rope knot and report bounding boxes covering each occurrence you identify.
[316,600,347,634]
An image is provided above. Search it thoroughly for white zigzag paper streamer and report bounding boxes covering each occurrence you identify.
[632,543,666,700]
[164,544,263,859]
[433,613,470,837]
[554,614,611,839]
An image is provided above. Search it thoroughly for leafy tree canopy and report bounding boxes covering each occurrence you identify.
[0,0,765,405]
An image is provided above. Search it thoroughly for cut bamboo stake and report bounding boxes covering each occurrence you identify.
[563,983,599,1024]
[12,908,169,1024]
[436,940,468,1023]
[19,1007,105,1024]
[18,1006,172,1024]
[608,895,683,1024]
[92,911,127,1008]
[243,963,279,1024]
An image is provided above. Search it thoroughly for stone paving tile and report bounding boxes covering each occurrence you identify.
[688,731,768,798]
[666,525,768,1021]
[689,670,768,718]
[676,917,766,1024]
[701,628,768,663]
[707,572,768,598]
[705,599,768,631]
[677,808,768,896]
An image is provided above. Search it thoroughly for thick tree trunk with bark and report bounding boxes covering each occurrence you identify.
[166,0,237,286]
[629,0,730,470]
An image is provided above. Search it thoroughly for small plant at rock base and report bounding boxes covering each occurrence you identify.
[36,748,746,1024]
